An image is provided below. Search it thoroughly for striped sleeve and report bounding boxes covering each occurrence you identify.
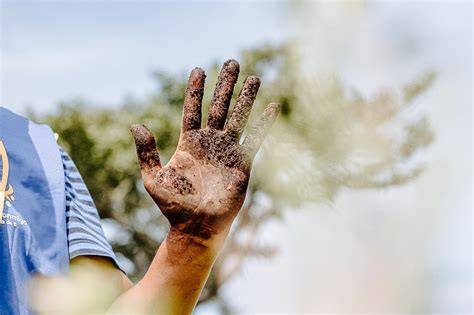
[60,148,121,269]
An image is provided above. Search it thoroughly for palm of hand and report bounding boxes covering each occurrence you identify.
[131,60,279,239]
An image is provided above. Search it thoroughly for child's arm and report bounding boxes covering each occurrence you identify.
[82,60,278,314]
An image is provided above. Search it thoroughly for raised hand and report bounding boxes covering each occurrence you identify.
[131,60,279,241]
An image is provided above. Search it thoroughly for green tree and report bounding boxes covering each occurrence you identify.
[32,42,434,312]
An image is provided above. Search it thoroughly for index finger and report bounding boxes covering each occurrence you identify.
[182,67,206,132]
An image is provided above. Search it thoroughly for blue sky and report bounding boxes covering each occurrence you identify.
[1,1,289,113]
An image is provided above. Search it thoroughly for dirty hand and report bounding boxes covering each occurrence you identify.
[131,60,279,241]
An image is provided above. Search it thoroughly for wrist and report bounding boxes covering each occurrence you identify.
[167,225,229,254]
[168,212,234,244]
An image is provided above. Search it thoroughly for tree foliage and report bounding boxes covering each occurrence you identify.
[31,42,434,312]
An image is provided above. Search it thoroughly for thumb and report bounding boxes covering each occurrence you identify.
[130,124,162,173]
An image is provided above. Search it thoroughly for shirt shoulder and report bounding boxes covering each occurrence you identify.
[60,147,123,271]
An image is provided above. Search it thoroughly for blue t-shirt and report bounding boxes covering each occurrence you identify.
[1,107,121,315]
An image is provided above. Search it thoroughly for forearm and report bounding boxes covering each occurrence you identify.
[109,227,228,314]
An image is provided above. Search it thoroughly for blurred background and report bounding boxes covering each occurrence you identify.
[1,1,472,314]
